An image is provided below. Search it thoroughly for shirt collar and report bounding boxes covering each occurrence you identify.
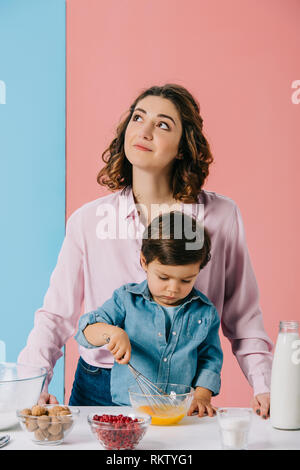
[119,186,203,222]
[125,279,213,307]
[125,280,152,299]
[119,187,138,220]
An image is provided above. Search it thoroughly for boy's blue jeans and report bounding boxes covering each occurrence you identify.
[68,357,116,406]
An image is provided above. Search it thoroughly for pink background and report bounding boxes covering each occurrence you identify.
[65,0,300,406]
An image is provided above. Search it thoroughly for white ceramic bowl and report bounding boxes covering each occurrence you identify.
[0,362,47,430]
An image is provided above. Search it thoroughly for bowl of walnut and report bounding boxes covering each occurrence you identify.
[16,404,80,445]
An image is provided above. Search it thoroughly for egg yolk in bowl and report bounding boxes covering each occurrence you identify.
[138,405,186,426]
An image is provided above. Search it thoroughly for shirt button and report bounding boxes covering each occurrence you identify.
[163,357,168,362]
[198,319,202,324]
[172,331,176,335]
[158,332,162,337]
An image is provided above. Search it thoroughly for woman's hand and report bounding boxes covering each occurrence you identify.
[38,392,59,405]
[187,387,217,418]
[251,393,270,419]
[106,327,131,364]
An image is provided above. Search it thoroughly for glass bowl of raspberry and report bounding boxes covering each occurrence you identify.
[87,412,151,450]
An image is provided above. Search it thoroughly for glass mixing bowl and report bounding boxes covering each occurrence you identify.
[129,383,194,425]
[0,362,47,430]
[87,411,151,450]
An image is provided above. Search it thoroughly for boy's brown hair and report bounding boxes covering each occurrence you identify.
[141,211,211,269]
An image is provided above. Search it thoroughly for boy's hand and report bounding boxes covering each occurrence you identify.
[105,327,131,364]
[187,387,217,417]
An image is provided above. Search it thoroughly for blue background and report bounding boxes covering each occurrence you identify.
[0,0,66,402]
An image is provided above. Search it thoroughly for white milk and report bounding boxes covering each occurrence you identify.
[219,416,250,449]
[270,321,300,430]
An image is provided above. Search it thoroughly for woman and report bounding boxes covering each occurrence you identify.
[18,84,273,418]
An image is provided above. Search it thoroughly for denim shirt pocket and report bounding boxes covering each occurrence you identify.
[185,314,210,343]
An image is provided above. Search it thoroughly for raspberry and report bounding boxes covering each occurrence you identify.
[92,414,146,450]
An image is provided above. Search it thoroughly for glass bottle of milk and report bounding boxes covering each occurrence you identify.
[270,321,300,430]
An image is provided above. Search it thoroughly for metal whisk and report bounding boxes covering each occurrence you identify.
[103,334,178,413]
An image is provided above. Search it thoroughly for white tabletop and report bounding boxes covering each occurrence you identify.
[2,406,300,450]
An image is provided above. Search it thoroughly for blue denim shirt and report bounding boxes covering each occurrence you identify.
[75,280,223,405]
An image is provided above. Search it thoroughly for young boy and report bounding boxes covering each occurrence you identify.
[74,211,223,417]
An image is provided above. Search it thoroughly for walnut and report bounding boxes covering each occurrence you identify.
[58,410,71,416]
[25,418,38,432]
[48,416,63,435]
[48,431,63,441]
[58,413,73,430]
[62,406,71,413]
[52,406,66,412]
[31,405,47,416]
[48,405,65,416]
[63,421,72,431]
[23,404,73,442]
[37,415,51,430]
[34,428,47,441]
[42,429,50,439]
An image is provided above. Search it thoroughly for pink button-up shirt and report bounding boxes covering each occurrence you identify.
[18,187,273,396]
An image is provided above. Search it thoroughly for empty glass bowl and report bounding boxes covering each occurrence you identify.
[129,383,194,425]
[0,362,47,430]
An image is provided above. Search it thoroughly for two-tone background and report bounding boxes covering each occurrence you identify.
[1,0,299,406]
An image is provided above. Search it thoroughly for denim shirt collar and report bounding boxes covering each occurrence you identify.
[125,279,213,308]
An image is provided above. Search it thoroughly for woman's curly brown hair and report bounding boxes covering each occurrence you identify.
[97,84,214,203]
